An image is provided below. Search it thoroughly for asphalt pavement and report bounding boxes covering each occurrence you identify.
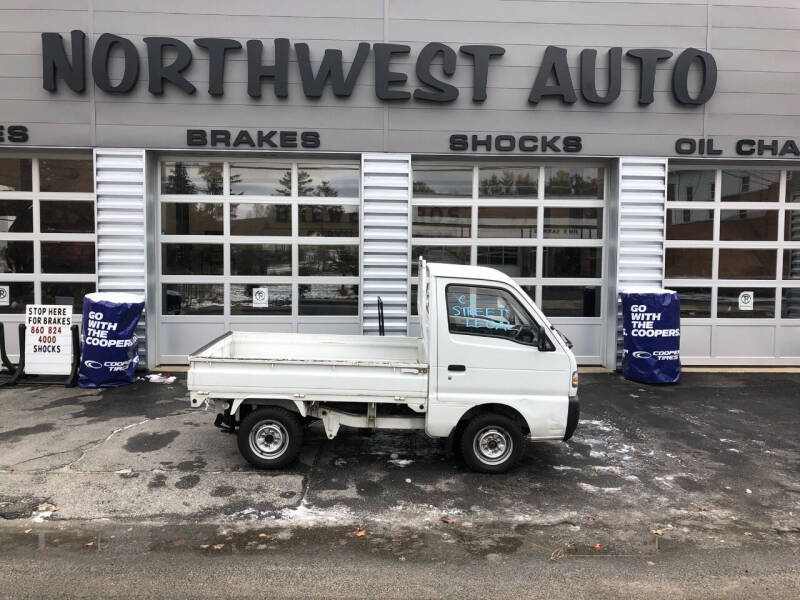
[0,371,798,598]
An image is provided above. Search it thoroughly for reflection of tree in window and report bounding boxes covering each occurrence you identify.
[164,163,196,194]
[479,170,536,196]
[314,180,338,197]
[198,164,223,195]
[412,180,435,195]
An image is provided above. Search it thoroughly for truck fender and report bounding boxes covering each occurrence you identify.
[230,398,307,418]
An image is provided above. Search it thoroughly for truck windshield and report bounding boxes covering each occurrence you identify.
[446,284,542,345]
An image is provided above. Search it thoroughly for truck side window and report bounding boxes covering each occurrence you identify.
[446,284,542,345]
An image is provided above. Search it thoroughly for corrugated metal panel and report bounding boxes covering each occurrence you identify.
[94,148,148,366]
[615,156,668,367]
[360,153,411,336]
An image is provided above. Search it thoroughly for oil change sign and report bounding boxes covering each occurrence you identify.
[25,304,72,375]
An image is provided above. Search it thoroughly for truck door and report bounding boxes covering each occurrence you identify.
[430,279,570,439]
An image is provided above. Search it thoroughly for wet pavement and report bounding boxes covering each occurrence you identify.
[0,372,798,596]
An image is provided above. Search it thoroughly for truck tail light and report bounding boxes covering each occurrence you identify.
[571,371,579,387]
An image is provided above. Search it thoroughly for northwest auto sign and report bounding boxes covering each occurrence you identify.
[41,31,717,106]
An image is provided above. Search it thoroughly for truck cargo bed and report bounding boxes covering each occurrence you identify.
[188,331,429,403]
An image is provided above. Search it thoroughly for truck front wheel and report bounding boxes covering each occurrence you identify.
[460,413,524,474]
[238,407,303,469]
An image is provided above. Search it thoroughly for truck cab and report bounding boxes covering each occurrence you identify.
[188,259,579,473]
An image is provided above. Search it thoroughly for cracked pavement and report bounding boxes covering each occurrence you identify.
[0,372,798,557]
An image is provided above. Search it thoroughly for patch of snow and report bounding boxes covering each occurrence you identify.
[388,459,413,467]
[552,465,580,471]
[578,483,621,493]
[589,450,606,459]
[273,504,355,527]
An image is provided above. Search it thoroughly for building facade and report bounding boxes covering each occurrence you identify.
[1,0,799,368]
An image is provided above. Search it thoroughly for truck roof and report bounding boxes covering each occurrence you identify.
[424,261,517,286]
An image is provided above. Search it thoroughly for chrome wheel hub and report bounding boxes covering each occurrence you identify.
[249,420,289,459]
[474,426,513,465]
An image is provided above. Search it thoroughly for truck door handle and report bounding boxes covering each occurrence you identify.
[448,364,466,372]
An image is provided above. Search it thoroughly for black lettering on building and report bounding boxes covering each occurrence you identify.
[92,33,139,93]
[580,48,622,104]
[247,39,290,98]
[194,38,242,96]
[626,49,673,104]
[414,43,458,103]
[374,43,411,101]
[295,42,370,97]
[458,45,505,103]
[143,37,196,95]
[42,30,86,92]
[529,46,576,104]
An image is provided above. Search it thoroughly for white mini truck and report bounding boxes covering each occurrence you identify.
[188,259,580,473]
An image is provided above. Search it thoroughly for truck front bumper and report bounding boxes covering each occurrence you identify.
[563,395,580,441]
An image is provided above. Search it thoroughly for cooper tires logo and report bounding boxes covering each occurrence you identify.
[632,350,652,359]
[84,360,103,369]
[0,288,7,300]
[254,290,266,302]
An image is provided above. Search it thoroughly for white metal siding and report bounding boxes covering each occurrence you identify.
[94,149,148,365]
[615,157,668,366]
[361,154,412,336]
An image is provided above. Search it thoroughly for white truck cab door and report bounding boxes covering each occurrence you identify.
[429,279,571,439]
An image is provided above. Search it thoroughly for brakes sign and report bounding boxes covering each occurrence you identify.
[25,304,72,375]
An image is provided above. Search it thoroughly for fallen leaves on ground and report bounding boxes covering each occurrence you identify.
[258,533,268,538]
[651,529,664,536]
[354,528,367,537]
[744,532,753,536]
[84,541,94,548]
[592,543,603,551]
[647,561,656,567]
[171,539,185,547]
[440,517,454,524]
[587,513,598,521]
[24,529,31,534]
[199,544,209,549]
[211,544,225,550]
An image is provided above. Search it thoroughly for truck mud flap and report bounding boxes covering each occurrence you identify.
[214,406,236,434]
[563,396,580,441]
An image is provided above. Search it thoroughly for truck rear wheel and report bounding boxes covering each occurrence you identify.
[237,407,303,469]
[460,413,524,474]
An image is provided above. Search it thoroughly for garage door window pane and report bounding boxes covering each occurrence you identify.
[786,171,800,202]
[161,162,223,195]
[785,211,800,242]
[414,206,471,238]
[230,161,291,196]
[298,164,359,197]
[411,245,470,276]
[783,249,800,280]
[721,170,780,203]
[666,209,713,240]
[544,207,602,239]
[299,284,358,315]
[162,284,223,315]
[477,246,536,277]
[542,286,600,317]
[0,281,34,313]
[781,289,800,318]
[478,207,536,238]
[542,247,601,278]
[40,201,95,233]
[41,242,95,274]
[0,241,33,273]
[718,287,775,318]
[719,210,778,241]
[0,158,32,191]
[299,205,359,237]
[161,243,223,275]
[412,165,472,197]
[665,248,712,279]
[718,249,776,279]
[161,203,222,235]
[667,169,714,202]
[0,199,32,232]
[230,203,291,236]
[672,287,711,318]
[478,167,538,198]
[230,284,292,315]
[230,244,292,276]
[299,245,358,276]
[39,159,93,193]
[544,167,603,199]
[42,281,95,313]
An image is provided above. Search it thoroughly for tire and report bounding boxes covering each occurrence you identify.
[237,407,304,469]
[459,413,524,474]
